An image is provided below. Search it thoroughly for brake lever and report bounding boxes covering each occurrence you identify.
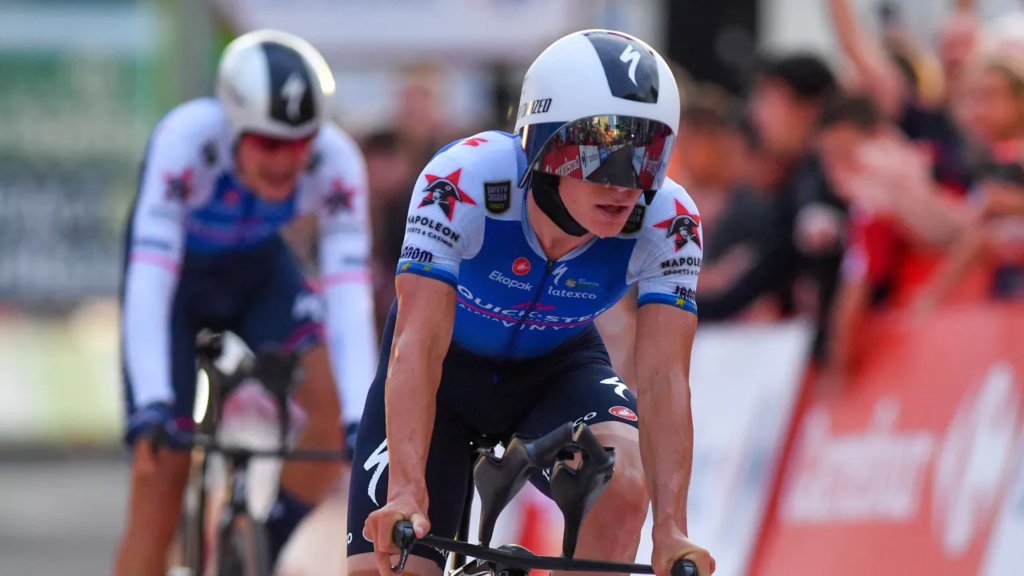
[391,520,417,573]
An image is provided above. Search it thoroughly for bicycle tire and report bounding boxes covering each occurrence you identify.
[217,512,271,576]
[178,448,209,573]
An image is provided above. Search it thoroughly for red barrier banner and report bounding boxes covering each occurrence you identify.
[753,303,1024,569]
[753,304,1024,576]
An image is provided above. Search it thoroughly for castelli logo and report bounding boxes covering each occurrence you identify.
[609,406,638,421]
[512,257,531,275]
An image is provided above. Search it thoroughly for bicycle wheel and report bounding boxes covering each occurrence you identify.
[217,512,271,576]
[178,449,209,573]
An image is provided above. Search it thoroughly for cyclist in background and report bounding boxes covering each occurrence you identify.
[349,29,714,576]
[115,29,377,575]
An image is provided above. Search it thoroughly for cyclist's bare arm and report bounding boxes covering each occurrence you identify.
[635,304,708,574]
[386,274,457,507]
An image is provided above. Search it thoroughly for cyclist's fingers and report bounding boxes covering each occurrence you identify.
[683,551,714,576]
[371,511,400,555]
[375,550,394,575]
[410,511,430,538]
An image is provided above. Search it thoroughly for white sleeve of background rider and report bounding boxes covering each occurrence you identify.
[312,126,379,425]
[122,106,204,409]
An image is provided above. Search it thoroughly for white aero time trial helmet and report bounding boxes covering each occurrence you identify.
[517,29,680,193]
[216,29,336,140]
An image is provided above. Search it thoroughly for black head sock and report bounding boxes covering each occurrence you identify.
[529,171,589,237]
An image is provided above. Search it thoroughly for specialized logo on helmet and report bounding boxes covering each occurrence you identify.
[418,169,476,221]
[281,73,308,121]
[653,199,702,252]
[620,45,641,84]
[583,31,659,103]
[263,42,315,126]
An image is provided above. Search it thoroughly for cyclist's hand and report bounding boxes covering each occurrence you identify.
[125,402,175,446]
[364,493,429,574]
[125,403,176,475]
[652,524,715,576]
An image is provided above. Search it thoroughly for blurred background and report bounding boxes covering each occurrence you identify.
[2,0,1024,574]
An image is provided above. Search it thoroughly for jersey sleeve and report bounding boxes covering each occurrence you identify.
[122,110,199,409]
[396,147,486,288]
[311,125,378,425]
[628,189,704,316]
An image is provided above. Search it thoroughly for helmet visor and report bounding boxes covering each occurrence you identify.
[525,115,675,191]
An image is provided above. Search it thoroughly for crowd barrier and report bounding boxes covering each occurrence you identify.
[514,303,1024,576]
[752,303,1024,576]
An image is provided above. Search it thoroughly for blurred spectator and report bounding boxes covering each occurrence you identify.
[668,92,780,320]
[915,34,1024,312]
[393,62,457,170]
[362,130,418,335]
[357,62,462,335]
[668,85,741,234]
[955,39,1024,156]
[699,53,845,358]
[828,0,971,197]
[939,6,979,99]
[915,175,1024,311]
[816,95,963,388]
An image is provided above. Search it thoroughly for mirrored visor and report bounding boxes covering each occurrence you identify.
[526,115,675,190]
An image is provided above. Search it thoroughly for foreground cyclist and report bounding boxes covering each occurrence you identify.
[116,30,377,575]
[349,30,714,576]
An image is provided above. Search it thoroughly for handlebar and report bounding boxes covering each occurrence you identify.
[151,430,347,463]
[390,521,698,576]
[193,331,303,447]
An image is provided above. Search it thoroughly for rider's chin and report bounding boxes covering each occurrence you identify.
[255,179,294,202]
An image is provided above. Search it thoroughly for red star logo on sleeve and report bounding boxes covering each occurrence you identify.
[418,169,476,220]
[163,168,194,201]
[324,178,355,215]
[459,137,489,147]
[653,199,702,252]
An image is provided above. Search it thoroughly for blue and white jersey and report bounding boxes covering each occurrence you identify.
[122,98,376,424]
[396,131,703,360]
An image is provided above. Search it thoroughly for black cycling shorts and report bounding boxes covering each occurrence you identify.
[346,309,639,567]
[120,236,324,445]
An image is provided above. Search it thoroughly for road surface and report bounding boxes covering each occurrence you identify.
[0,457,128,575]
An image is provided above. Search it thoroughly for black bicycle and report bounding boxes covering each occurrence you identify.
[155,330,347,576]
[389,421,700,576]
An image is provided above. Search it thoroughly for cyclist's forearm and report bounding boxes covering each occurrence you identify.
[383,336,446,503]
[637,371,694,535]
